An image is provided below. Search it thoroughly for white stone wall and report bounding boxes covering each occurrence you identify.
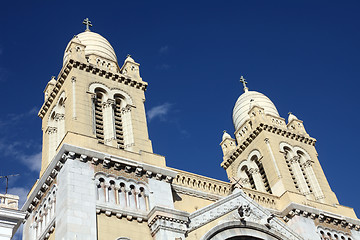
[0,226,13,240]
[148,178,174,209]
[286,215,319,240]
[55,159,97,240]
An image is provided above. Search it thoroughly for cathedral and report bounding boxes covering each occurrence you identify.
[18,19,360,240]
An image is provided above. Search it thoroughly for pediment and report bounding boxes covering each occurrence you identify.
[188,189,304,240]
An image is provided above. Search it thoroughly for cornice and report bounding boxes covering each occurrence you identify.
[281,203,360,231]
[221,122,317,170]
[38,59,148,119]
[171,185,223,201]
[147,206,189,237]
[96,203,148,223]
[22,144,177,219]
[221,126,263,169]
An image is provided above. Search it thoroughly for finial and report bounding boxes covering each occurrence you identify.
[288,112,292,115]
[82,18,92,32]
[223,130,227,133]
[240,76,248,92]
[126,54,132,58]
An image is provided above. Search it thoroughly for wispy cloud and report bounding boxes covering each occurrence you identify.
[0,106,38,128]
[147,103,172,122]
[20,151,42,172]
[156,63,170,70]
[0,140,42,172]
[159,45,169,54]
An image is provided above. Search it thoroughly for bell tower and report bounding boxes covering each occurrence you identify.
[220,77,356,218]
[38,21,154,176]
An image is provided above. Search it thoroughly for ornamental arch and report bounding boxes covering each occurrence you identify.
[200,221,293,240]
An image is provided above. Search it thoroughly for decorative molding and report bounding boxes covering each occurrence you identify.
[281,204,360,231]
[171,169,231,197]
[35,216,55,240]
[96,203,147,223]
[39,59,148,119]
[147,206,189,237]
[22,144,176,218]
[221,121,316,170]
[188,190,303,240]
[172,185,222,201]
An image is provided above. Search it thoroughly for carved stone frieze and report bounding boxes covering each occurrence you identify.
[188,190,303,240]
[283,206,360,232]
[147,206,189,237]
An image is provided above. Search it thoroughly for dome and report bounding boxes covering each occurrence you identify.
[63,31,117,65]
[232,90,280,130]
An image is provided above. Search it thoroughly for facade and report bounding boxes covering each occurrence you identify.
[0,193,25,240]
[21,21,360,240]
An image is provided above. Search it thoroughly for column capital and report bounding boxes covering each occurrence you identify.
[102,99,115,108]
[289,156,300,164]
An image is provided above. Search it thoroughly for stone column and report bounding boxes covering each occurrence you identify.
[47,127,57,164]
[122,105,134,151]
[249,168,267,192]
[55,113,65,147]
[289,156,310,195]
[264,138,281,178]
[102,99,116,146]
[302,160,323,200]
[71,76,77,120]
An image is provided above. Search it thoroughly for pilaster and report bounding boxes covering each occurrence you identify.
[55,155,97,240]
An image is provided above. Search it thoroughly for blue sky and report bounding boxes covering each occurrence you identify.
[1,1,360,236]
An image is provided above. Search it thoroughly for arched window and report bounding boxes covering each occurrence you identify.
[296,150,323,200]
[95,174,149,212]
[281,143,323,199]
[108,180,116,204]
[93,89,105,144]
[47,92,66,162]
[128,185,137,209]
[237,150,271,193]
[118,182,126,208]
[114,95,125,149]
[251,155,272,194]
[282,145,309,195]
[96,178,106,202]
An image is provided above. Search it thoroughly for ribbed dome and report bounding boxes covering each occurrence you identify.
[63,31,117,65]
[232,90,280,130]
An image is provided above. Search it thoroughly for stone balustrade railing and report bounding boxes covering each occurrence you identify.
[170,168,231,197]
[0,193,19,210]
[242,187,278,210]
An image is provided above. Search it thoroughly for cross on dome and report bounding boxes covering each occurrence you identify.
[83,18,92,32]
[240,76,248,92]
